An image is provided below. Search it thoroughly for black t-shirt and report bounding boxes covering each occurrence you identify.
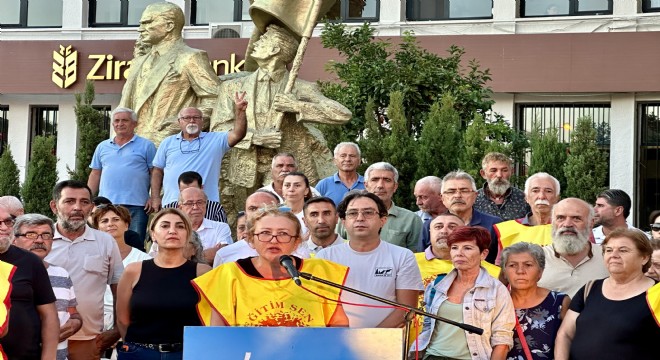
[569,279,660,360]
[0,246,56,359]
[124,230,145,252]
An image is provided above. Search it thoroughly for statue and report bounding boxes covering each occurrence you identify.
[119,2,220,145]
[211,23,351,219]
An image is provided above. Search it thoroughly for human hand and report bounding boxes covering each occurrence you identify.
[146,197,161,213]
[234,91,248,112]
[95,329,120,354]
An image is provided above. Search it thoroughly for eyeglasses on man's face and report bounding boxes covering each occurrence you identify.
[178,116,203,123]
[0,216,15,228]
[345,209,380,220]
[181,200,205,209]
[15,232,54,241]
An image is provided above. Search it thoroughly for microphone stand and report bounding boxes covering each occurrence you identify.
[299,272,484,360]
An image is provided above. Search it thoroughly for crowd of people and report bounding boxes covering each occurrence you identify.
[0,101,659,360]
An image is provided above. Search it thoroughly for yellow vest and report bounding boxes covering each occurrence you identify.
[495,220,552,249]
[647,282,660,327]
[0,260,15,360]
[193,258,347,327]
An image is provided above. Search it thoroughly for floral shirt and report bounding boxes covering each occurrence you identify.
[475,184,530,221]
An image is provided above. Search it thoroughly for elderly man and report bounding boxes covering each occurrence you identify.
[118,2,221,144]
[45,180,124,360]
[413,176,446,223]
[338,162,422,252]
[88,107,157,241]
[13,214,82,360]
[474,152,529,220]
[0,196,24,216]
[0,207,59,359]
[213,190,309,267]
[260,153,321,202]
[150,100,247,212]
[537,198,609,298]
[316,142,365,206]
[163,171,227,223]
[593,189,643,244]
[420,171,502,263]
[317,191,422,328]
[302,197,344,255]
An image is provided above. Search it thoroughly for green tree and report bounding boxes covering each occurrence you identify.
[415,94,462,180]
[68,81,109,181]
[0,146,21,199]
[563,117,608,201]
[528,120,567,191]
[460,113,491,187]
[357,98,384,171]
[22,136,58,217]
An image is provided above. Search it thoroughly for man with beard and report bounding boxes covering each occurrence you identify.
[0,207,59,359]
[412,176,446,223]
[592,189,644,243]
[537,198,608,298]
[474,152,529,220]
[150,100,247,212]
[302,197,344,255]
[45,180,124,360]
[259,153,321,203]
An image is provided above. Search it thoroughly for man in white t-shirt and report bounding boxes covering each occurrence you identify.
[316,190,423,328]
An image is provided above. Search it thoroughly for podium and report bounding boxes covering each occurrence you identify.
[183,327,403,359]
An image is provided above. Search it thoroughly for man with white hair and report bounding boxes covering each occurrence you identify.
[474,152,529,220]
[316,142,365,206]
[537,198,608,298]
[0,196,24,217]
[88,107,157,242]
[412,176,446,223]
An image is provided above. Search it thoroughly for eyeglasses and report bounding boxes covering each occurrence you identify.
[345,209,380,220]
[179,137,201,154]
[442,188,475,196]
[14,232,54,240]
[254,231,296,243]
[178,116,203,123]
[181,200,205,208]
[0,216,15,227]
[651,223,660,231]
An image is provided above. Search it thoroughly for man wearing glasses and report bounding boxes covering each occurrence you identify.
[151,93,247,213]
[316,191,422,328]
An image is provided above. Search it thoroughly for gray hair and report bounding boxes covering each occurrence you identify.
[441,170,477,192]
[365,162,399,183]
[500,242,546,271]
[187,232,205,264]
[13,214,55,235]
[0,196,24,215]
[415,176,442,194]
[525,172,561,196]
[271,152,297,169]
[111,107,137,122]
[178,187,208,205]
[333,142,361,159]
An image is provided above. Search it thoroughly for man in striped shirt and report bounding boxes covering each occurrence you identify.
[162,171,227,222]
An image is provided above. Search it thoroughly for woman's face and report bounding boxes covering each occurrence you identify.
[282,175,309,204]
[644,249,660,281]
[151,213,189,250]
[97,210,128,239]
[504,252,543,291]
[651,215,660,240]
[604,236,649,276]
[450,240,486,271]
[249,215,300,263]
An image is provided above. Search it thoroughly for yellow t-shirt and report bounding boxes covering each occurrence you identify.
[0,260,15,360]
[495,220,552,249]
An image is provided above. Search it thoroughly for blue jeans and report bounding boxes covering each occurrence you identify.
[117,343,182,360]
[123,205,148,243]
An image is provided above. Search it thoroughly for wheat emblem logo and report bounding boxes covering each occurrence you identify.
[52,45,78,89]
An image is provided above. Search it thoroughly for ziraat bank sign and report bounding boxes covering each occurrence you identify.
[51,44,245,89]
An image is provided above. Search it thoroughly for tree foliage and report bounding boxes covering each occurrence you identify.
[563,117,608,201]
[22,136,58,217]
[528,120,568,191]
[68,81,109,181]
[0,146,21,199]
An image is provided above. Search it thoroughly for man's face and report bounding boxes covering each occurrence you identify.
[271,156,297,182]
[442,179,477,214]
[343,197,387,241]
[113,112,137,137]
[525,177,559,215]
[245,193,279,218]
[551,199,591,255]
[334,145,359,173]
[179,188,206,225]
[178,108,203,135]
[50,187,94,233]
[138,8,170,45]
[480,161,511,195]
[303,201,339,242]
[429,215,464,257]
[13,224,54,261]
[236,216,247,241]
[594,197,619,227]
[414,183,443,213]
[365,170,398,204]
[0,208,14,252]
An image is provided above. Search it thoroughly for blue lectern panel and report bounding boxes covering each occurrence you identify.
[183,327,403,360]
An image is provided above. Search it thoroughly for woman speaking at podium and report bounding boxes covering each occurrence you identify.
[193,207,349,327]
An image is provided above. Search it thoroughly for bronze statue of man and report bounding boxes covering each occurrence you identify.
[119,2,220,145]
[211,24,351,217]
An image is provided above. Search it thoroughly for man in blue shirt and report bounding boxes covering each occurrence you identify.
[315,142,365,206]
[151,96,247,211]
[88,107,156,241]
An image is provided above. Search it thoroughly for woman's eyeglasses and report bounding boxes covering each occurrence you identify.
[254,231,296,243]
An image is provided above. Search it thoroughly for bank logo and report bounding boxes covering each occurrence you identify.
[374,267,393,277]
[52,45,78,89]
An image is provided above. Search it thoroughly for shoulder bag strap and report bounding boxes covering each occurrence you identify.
[514,315,534,360]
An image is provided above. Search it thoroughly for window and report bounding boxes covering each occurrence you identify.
[0,106,8,155]
[521,0,612,17]
[407,0,492,21]
[327,0,379,22]
[0,0,62,27]
[192,0,250,25]
[643,0,660,13]
[89,0,161,27]
[29,106,58,156]
[638,102,660,230]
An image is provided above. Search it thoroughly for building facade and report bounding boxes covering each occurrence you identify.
[1,0,659,226]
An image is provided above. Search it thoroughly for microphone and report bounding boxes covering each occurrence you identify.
[279,255,302,286]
